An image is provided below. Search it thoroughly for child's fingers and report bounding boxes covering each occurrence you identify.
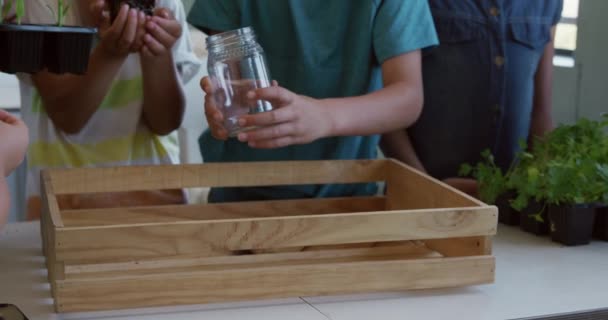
[209,123,229,141]
[247,86,295,108]
[105,4,129,43]
[143,34,166,56]
[118,9,139,49]
[238,106,297,128]
[201,77,229,141]
[89,0,108,26]
[200,77,216,95]
[237,123,293,143]
[153,7,173,20]
[272,80,279,87]
[99,10,111,31]
[145,20,178,48]
[130,11,146,52]
[204,95,223,123]
[150,17,182,38]
[0,110,18,125]
[204,99,228,140]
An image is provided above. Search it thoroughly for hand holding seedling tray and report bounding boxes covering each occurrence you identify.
[0,0,96,74]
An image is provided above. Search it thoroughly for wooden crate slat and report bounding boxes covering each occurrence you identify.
[41,171,64,228]
[53,207,497,263]
[40,174,64,302]
[55,256,495,312]
[63,241,440,280]
[60,196,386,227]
[386,160,488,210]
[48,160,387,195]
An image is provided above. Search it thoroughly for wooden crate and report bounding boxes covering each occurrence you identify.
[40,159,497,313]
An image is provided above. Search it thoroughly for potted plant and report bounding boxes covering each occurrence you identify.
[507,141,550,236]
[595,204,608,240]
[593,116,608,240]
[109,0,154,21]
[0,0,96,74]
[459,150,519,225]
[540,118,608,246]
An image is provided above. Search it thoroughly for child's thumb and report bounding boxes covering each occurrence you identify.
[99,10,111,30]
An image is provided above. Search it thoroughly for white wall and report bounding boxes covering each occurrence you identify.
[576,0,608,120]
[553,0,608,124]
[553,65,579,124]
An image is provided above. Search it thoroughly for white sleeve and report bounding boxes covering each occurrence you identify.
[157,0,202,85]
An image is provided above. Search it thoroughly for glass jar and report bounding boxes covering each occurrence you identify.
[206,27,273,137]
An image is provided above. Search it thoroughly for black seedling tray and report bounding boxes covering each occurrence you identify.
[0,24,96,74]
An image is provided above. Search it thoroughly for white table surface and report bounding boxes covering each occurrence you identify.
[1,222,607,320]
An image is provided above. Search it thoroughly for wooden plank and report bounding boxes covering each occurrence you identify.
[424,236,493,257]
[48,160,387,195]
[63,241,441,280]
[40,175,65,310]
[54,255,495,312]
[61,197,387,227]
[386,159,489,210]
[54,207,497,263]
[41,171,64,228]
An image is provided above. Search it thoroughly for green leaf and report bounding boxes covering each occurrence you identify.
[532,212,544,223]
[458,163,473,177]
[518,139,528,151]
[15,0,24,24]
[57,0,70,26]
[1,0,11,17]
[510,195,528,212]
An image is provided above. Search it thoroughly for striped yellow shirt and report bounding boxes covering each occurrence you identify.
[19,0,200,204]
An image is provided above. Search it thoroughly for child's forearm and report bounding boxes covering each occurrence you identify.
[323,50,423,137]
[323,81,422,137]
[529,27,557,144]
[31,47,127,134]
[140,53,185,135]
[380,130,426,172]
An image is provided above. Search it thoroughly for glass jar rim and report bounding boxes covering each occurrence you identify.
[206,27,255,48]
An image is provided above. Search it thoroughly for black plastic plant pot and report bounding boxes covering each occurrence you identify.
[0,24,96,74]
[548,204,596,246]
[110,0,155,21]
[593,205,608,241]
[519,200,549,236]
[44,26,96,75]
[0,24,45,73]
[496,192,519,226]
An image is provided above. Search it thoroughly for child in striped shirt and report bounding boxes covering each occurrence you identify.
[18,0,200,219]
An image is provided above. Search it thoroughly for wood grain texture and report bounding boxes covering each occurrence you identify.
[41,171,64,228]
[386,159,489,210]
[40,174,64,311]
[55,255,495,312]
[63,241,440,279]
[48,160,387,194]
[61,197,387,227]
[54,207,497,263]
